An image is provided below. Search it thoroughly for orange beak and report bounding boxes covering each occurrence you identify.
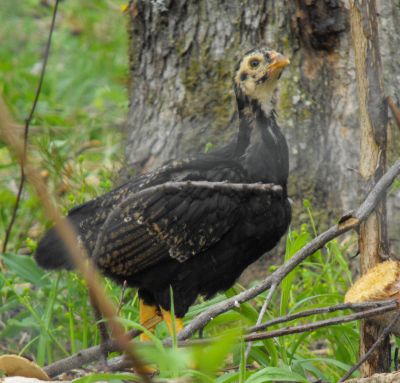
[267,54,290,76]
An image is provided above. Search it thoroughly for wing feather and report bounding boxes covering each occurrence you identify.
[70,155,260,276]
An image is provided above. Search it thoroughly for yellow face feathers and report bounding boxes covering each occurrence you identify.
[234,48,290,99]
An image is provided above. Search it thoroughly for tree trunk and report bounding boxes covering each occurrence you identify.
[124,0,400,276]
[350,0,390,375]
[347,372,400,383]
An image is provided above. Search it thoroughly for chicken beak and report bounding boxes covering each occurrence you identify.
[267,54,290,76]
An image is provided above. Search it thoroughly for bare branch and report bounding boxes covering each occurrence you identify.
[42,315,162,378]
[245,282,278,360]
[246,300,398,333]
[43,301,396,377]
[176,155,400,341]
[388,95,400,131]
[242,305,397,344]
[339,310,400,382]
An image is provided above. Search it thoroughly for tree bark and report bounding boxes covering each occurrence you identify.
[346,372,400,383]
[124,0,400,275]
[349,0,390,375]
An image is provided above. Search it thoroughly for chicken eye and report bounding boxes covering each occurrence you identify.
[249,60,260,69]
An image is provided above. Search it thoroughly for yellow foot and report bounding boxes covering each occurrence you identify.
[140,299,158,341]
[160,307,184,336]
[136,364,159,376]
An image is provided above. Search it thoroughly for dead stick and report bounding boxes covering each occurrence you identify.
[0,99,151,383]
[388,95,400,130]
[246,300,398,333]
[43,314,162,378]
[176,156,400,341]
[42,300,397,377]
[339,310,400,382]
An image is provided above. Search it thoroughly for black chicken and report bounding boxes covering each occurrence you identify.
[35,47,292,339]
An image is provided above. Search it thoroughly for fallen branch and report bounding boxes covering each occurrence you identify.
[42,314,162,378]
[42,300,397,377]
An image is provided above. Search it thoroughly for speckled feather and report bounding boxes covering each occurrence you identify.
[35,47,292,318]
[80,156,247,274]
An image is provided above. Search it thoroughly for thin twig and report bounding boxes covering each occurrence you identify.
[117,280,128,317]
[339,310,400,382]
[242,304,398,343]
[42,314,163,378]
[2,0,60,253]
[246,300,397,333]
[127,302,398,349]
[388,95,400,131]
[244,282,278,360]
[89,290,111,368]
[111,280,128,337]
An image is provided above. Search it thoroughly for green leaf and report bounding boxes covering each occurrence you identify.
[0,298,21,315]
[281,232,309,315]
[335,335,351,363]
[186,295,226,318]
[246,367,309,383]
[72,373,143,383]
[225,287,279,367]
[204,312,242,329]
[225,287,259,324]
[193,329,239,373]
[291,356,328,381]
[320,324,359,339]
[328,241,352,283]
[169,286,178,378]
[247,346,271,367]
[289,332,311,361]
[215,371,254,383]
[289,293,343,314]
[239,337,246,383]
[2,253,51,287]
[178,370,215,383]
[296,357,358,377]
[114,317,170,370]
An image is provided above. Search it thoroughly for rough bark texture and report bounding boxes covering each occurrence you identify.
[347,372,400,383]
[124,0,400,281]
[350,0,390,375]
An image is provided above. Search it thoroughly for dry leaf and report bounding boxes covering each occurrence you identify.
[0,355,50,381]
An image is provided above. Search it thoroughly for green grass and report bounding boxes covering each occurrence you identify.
[0,0,128,246]
[0,2,363,382]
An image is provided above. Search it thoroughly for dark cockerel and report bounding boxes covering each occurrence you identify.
[35,47,292,340]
